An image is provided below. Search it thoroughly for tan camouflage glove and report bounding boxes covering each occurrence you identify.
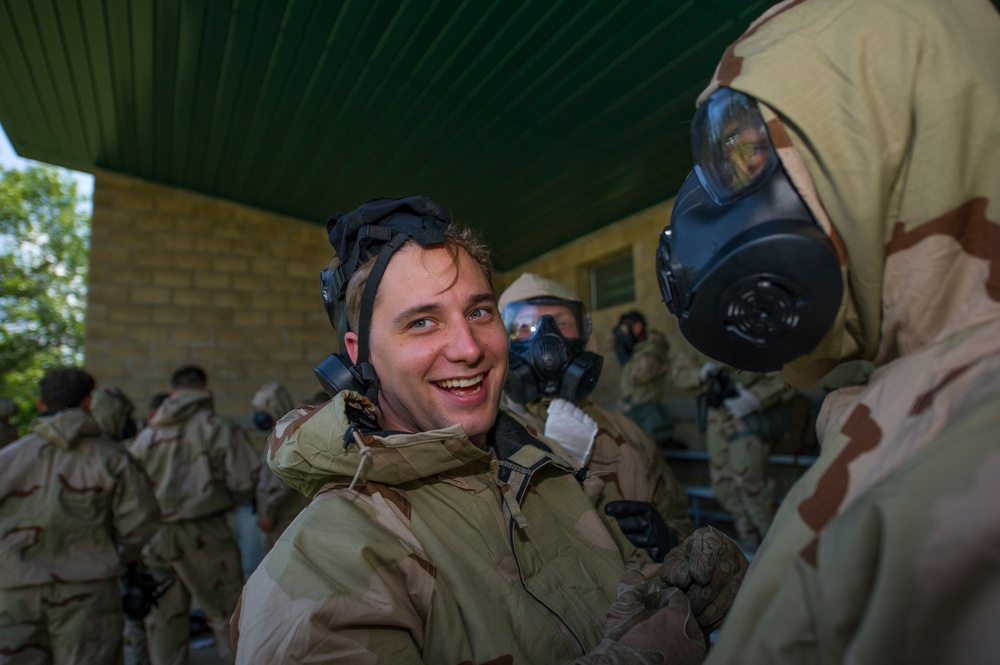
[652,526,749,638]
[576,565,706,665]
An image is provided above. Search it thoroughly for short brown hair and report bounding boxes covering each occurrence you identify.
[332,224,494,335]
[39,367,95,411]
[170,365,208,389]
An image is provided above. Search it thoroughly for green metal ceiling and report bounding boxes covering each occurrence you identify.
[0,0,777,269]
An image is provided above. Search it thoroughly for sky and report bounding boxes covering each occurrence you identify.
[0,122,95,200]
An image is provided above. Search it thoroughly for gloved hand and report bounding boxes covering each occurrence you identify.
[653,526,749,637]
[604,500,679,563]
[545,398,598,467]
[576,565,705,665]
[699,361,723,383]
[722,383,760,420]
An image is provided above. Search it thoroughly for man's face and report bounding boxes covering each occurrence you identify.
[345,244,508,446]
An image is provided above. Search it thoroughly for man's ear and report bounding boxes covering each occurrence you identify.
[344,331,359,365]
[81,395,92,410]
[37,399,46,412]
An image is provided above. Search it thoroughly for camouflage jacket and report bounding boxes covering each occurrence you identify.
[233,391,634,664]
[502,395,694,543]
[619,329,672,404]
[699,0,1000,663]
[129,389,260,522]
[0,408,160,589]
[254,461,310,524]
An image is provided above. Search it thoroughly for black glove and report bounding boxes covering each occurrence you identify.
[604,500,679,563]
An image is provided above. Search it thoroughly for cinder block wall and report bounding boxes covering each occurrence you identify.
[496,199,680,409]
[85,169,334,421]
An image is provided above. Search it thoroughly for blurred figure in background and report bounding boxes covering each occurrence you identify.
[696,363,787,550]
[90,384,139,444]
[0,368,159,665]
[615,311,681,449]
[90,384,158,665]
[130,365,260,665]
[499,273,693,562]
[144,392,169,429]
[250,382,310,553]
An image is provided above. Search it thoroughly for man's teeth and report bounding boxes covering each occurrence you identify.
[437,374,484,389]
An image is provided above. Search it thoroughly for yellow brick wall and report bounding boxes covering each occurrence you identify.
[496,198,680,408]
[85,169,335,420]
[85,168,681,420]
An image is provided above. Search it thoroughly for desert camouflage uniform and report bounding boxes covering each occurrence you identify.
[250,383,309,553]
[0,408,160,665]
[129,389,260,665]
[696,0,1000,663]
[502,395,694,546]
[704,372,787,548]
[89,385,153,665]
[617,329,675,445]
[232,391,637,664]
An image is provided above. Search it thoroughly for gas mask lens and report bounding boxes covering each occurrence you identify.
[502,298,589,343]
[692,88,779,206]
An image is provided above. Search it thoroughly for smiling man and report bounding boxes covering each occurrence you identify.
[231,196,742,664]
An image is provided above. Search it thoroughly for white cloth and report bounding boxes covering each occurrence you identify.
[544,398,598,468]
[722,384,760,420]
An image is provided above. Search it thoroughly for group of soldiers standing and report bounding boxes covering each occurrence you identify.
[0,365,318,665]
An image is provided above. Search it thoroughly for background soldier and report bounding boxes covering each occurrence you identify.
[129,365,260,665]
[0,368,159,665]
[499,273,694,561]
[250,381,310,553]
[698,363,787,549]
[616,312,680,448]
[90,383,155,665]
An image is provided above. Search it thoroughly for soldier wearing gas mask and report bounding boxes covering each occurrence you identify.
[249,382,310,553]
[90,384,159,665]
[657,0,1000,662]
[90,384,140,443]
[499,273,694,563]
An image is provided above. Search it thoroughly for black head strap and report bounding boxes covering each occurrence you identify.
[319,196,451,401]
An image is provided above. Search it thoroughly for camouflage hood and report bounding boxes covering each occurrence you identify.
[268,390,493,497]
[27,407,101,450]
[151,389,213,426]
[699,0,1000,385]
[90,385,135,440]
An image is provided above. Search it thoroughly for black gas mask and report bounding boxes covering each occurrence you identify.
[314,196,452,402]
[253,411,275,432]
[121,415,137,440]
[657,88,843,372]
[503,297,603,404]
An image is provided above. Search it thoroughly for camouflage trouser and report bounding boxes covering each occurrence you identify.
[0,578,123,665]
[706,409,775,546]
[142,514,245,665]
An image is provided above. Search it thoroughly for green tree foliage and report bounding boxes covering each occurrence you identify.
[0,165,90,435]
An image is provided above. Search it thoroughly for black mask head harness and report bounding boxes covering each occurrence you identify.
[315,196,451,401]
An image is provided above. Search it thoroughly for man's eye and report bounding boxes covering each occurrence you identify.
[409,318,430,329]
[470,307,494,320]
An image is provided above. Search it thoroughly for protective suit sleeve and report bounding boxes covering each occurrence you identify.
[221,424,262,505]
[112,451,161,557]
